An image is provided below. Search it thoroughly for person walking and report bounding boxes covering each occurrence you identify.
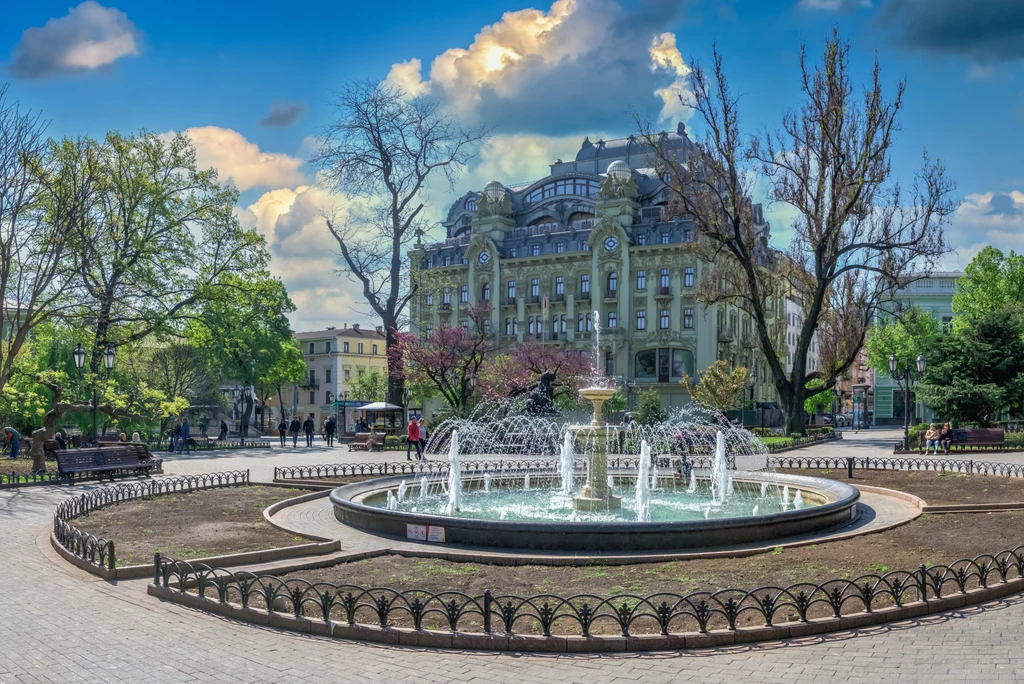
[181,417,191,454]
[4,427,20,459]
[217,420,228,441]
[277,418,288,447]
[417,418,428,461]
[406,419,419,461]
[289,417,300,447]
[171,419,182,453]
[303,413,315,447]
[325,415,336,447]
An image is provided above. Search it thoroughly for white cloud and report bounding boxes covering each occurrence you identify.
[944,190,1024,268]
[180,126,306,192]
[386,0,691,135]
[10,1,140,80]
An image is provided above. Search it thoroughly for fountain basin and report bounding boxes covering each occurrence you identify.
[330,471,859,552]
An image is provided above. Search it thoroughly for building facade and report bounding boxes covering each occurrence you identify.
[872,272,962,426]
[410,130,783,412]
[266,324,388,429]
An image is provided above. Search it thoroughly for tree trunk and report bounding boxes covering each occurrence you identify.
[30,428,47,473]
[385,324,405,407]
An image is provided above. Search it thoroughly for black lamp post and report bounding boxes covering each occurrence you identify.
[889,353,926,450]
[73,342,116,445]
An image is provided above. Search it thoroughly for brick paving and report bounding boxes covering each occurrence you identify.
[3,429,1024,681]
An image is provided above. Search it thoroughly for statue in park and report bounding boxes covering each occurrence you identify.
[523,371,557,414]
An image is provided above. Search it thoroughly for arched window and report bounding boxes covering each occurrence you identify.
[481,283,490,302]
[607,272,618,296]
[466,197,477,211]
[635,350,657,378]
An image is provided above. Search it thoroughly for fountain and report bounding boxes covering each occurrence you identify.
[635,440,652,523]
[443,431,461,515]
[571,386,622,512]
[559,432,574,495]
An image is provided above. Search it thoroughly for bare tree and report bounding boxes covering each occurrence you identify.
[312,81,488,405]
[0,84,94,400]
[640,30,957,435]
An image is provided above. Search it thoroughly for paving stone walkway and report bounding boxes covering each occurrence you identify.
[4,429,1024,681]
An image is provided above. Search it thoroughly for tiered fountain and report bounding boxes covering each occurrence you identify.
[571,387,621,512]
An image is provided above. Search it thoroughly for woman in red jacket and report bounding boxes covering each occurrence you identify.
[406,419,420,461]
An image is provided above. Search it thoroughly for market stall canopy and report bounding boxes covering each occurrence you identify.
[357,402,403,411]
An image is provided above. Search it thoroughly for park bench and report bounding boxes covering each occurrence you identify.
[350,432,386,451]
[54,444,163,483]
[906,427,1006,454]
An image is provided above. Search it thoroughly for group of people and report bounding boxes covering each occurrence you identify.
[170,417,192,454]
[923,422,956,454]
[405,417,428,460]
[277,414,337,447]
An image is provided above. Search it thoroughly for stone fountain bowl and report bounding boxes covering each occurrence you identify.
[329,471,860,553]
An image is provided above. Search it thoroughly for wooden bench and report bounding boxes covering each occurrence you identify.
[914,428,1005,453]
[350,432,386,451]
[54,444,163,483]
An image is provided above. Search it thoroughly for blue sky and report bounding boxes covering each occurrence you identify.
[3,0,1022,329]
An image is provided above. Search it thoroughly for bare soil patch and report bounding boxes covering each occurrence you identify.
[75,485,311,566]
[779,468,1024,505]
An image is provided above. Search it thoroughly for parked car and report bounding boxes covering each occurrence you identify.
[821,413,834,425]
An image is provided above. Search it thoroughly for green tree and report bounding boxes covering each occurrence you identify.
[952,246,1024,321]
[681,361,750,413]
[349,369,388,403]
[631,388,667,426]
[864,306,941,376]
[256,339,306,424]
[916,308,1024,425]
[803,379,837,417]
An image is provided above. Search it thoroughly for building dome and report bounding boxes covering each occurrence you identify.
[482,181,506,203]
[606,160,632,183]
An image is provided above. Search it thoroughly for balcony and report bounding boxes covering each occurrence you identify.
[440,303,452,312]
[552,292,564,302]
[655,286,672,298]
[528,295,541,304]
[576,291,591,301]
[504,297,517,307]
[640,206,665,223]
[299,380,320,390]
[717,328,735,343]
[604,291,617,302]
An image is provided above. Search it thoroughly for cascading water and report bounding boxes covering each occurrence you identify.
[710,430,732,505]
[483,473,492,493]
[635,440,652,522]
[559,432,574,495]
[782,485,790,510]
[386,491,397,510]
[524,473,531,490]
[419,476,429,500]
[650,455,659,491]
[397,480,407,503]
[444,431,462,515]
[794,490,805,510]
[687,469,697,494]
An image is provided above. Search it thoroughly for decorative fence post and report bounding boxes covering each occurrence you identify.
[846,457,854,479]
[483,590,492,634]
[154,553,161,585]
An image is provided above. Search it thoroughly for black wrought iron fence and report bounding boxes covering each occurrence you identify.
[153,550,1024,638]
[52,470,250,572]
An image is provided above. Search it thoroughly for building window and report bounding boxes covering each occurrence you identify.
[684,308,693,328]
[462,257,468,265]
[444,254,452,266]
[684,228,693,242]
[326,369,332,383]
[343,341,350,353]
[358,369,365,377]
[635,350,656,378]
[586,312,593,331]
[512,318,519,334]
[426,293,433,306]
[531,244,540,256]
[531,278,540,297]
[425,256,434,268]
[466,197,476,211]
[637,310,646,330]
[660,268,670,289]
[528,316,536,335]
[505,318,512,335]
[560,314,567,332]
[605,352,614,376]
[636,270,646,290]
[555,276,564,295]
[325,341,331,353]
[660,309,670,329]
[442,287,451,305]
[357,343,364,354]
[507,280,516,300]
[482,283,490,301]
[461,321,468,330]
[372,344,378,355]
[942,316,952,333]
[582,242,591,252]
[580,274,590,294]
[606,272,617,296]
[684,267,694,287]
[637,233,647,246]
[460,285,468,303]
[660,232,670,244]
[309,391,315,405]
[608,311,617,328]
[308,369,316,385]
[425,324,432,334]
[308,342,314,354]
[556,242,565,253]
[509,247,517,258]
[577,313,584,332]
[672,349,693,379]
[344,369,350,381]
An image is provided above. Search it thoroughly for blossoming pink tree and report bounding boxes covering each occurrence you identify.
[476,341,592,403]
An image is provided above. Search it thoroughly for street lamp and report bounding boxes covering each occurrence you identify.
[73,343,115,445]
[888,353,926,449]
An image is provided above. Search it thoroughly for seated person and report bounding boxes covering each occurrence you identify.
[939,422,954,454]
[923,424,940,454]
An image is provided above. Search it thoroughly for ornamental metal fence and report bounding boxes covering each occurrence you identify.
[152,550,1024,638]
[52,470,250,572]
